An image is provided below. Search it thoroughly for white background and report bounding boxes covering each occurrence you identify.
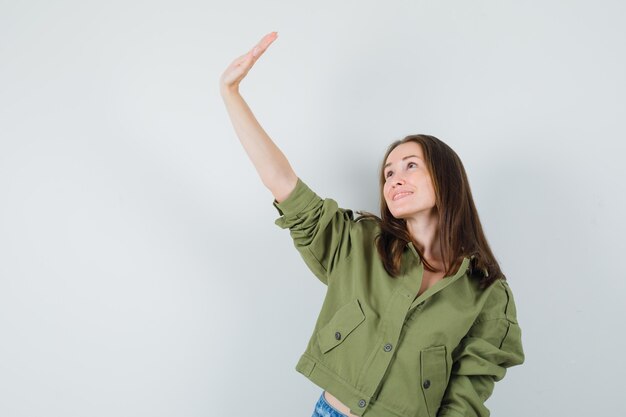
[1,0,625,416]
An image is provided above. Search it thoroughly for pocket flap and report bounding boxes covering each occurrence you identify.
[317,299,365,354]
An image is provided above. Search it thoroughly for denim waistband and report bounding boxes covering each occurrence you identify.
[313,391,349,417]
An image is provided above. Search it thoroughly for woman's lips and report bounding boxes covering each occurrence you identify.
[393,192,413,201]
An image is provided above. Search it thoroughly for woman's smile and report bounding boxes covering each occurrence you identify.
[393,191,413,201]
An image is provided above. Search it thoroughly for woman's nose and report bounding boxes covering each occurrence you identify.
[392,175,405,185]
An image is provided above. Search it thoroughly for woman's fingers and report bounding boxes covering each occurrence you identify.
[219,32,278,93]
[251,32,278,59]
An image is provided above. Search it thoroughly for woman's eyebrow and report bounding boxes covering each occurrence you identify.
[384,155,422,169]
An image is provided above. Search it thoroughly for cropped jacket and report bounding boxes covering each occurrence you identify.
[272,177,525,417]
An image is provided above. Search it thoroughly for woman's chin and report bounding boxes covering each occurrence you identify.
[389,210,407,220]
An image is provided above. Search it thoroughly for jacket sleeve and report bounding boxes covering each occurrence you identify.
[272,177,355,286]
[437,280,525,417]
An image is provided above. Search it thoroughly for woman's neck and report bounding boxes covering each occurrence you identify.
[405,211,442,267]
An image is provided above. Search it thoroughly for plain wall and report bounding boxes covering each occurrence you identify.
[1,0,625,416]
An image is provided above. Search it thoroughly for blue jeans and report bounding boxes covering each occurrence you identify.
[311,391,349,417]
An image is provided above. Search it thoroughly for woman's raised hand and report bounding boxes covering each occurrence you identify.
[219,32,278,96]
[219,31,297,202]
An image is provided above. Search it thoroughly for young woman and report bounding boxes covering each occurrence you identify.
[220,32,525,417]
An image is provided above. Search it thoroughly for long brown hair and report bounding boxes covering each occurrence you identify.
[355,134,503,289]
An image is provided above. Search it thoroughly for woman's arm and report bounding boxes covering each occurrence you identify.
[437,280,525,417]
[219,32,298,203]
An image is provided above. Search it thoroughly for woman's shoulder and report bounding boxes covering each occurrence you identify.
[470,278,519,323]
[350,212,381,236]
[343,215,382,264]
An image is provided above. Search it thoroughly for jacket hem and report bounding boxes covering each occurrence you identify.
[296,353,414,417]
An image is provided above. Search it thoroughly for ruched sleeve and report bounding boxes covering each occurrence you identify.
[437,280,525,417]
[272,177,355,286]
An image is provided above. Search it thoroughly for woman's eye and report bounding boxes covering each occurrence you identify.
[386,171,392,178]
[408,162,417,168]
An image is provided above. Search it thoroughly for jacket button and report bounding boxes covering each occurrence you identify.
[423,379,431,389]
[358,399,366,407]
[335,332,342,340]
[383,343,393,352]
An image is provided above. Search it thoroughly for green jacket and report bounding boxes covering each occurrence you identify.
[273,177,525,417]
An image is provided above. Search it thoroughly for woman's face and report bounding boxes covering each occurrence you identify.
[383,141,437,219]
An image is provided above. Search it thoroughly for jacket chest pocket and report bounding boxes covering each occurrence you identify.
[317,299,365,354]
[420,345,448,417]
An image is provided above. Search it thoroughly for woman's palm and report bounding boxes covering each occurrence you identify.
[220,32,278,93]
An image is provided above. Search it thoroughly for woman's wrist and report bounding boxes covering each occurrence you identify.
[220,84,241,99]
